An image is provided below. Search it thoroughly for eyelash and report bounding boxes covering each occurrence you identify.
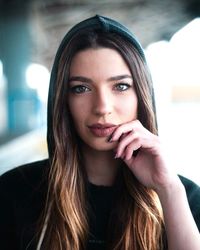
[70,83,132,94]
[114,83,131,91]
[70,85,90,94]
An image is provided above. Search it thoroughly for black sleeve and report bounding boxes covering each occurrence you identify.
[0,172,18,249]
[0,160,48,250]
[179,175,200,231]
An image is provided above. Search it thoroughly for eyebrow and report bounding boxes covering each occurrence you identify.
[69,76,93,83]
[68,74,133,83]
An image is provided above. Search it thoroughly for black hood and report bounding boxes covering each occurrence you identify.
[47,15,156,159]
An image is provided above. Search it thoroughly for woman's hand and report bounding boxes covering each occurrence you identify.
[110,120,200,249]
[110,119,177,191]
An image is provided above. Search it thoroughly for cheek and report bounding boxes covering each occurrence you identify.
[68,97,86,117]
[117,95,138,119]
[68,98,89,128]
[68,110,85,138]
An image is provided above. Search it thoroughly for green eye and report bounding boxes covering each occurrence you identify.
[70,85,90,94]
[114,83,131,91]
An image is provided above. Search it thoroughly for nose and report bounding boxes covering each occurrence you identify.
[92,90,112,116]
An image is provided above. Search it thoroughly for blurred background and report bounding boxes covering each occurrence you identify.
[0,0,200,184]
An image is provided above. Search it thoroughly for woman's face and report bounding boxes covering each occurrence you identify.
[68,48,138,151]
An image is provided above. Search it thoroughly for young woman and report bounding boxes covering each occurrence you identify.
[0,15,200,250]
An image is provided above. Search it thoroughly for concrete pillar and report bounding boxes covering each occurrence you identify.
[0,1,39,136]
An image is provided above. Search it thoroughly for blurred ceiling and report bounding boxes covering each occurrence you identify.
[1,0,200,70]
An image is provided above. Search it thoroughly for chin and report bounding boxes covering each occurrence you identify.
[85,138,117,152]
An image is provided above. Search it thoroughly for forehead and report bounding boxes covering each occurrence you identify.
[69,48,131,77]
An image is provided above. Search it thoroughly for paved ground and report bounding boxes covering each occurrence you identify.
[0,127,48,175]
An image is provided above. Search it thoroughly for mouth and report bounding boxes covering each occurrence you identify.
[88,123,117,137]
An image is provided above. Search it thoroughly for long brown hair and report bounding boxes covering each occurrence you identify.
[38,30,165,249]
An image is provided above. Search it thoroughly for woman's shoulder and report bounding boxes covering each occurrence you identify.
[0,160,50,249]
[179,175,200,231]
[0,159,49,197]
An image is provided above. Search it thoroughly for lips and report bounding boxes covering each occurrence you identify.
[88,123,117,137]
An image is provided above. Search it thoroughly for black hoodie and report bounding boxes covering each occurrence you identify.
[0,15,200,250]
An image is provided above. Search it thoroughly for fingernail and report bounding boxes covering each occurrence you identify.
[114,153,119,159]
[107,135,113,142]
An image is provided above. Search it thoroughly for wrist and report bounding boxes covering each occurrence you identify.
[155,176,185,201]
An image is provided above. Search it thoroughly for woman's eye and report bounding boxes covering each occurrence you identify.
[70,85,90,94]
[114,83,131,91]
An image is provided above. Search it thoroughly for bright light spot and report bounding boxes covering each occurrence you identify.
[145,18,200,86]
[26,63,50,102]
[169,18,200,85]
[145,40,171,84]
[170,18,200,49]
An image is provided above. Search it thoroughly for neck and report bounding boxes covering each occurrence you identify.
[82,144,121,186]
